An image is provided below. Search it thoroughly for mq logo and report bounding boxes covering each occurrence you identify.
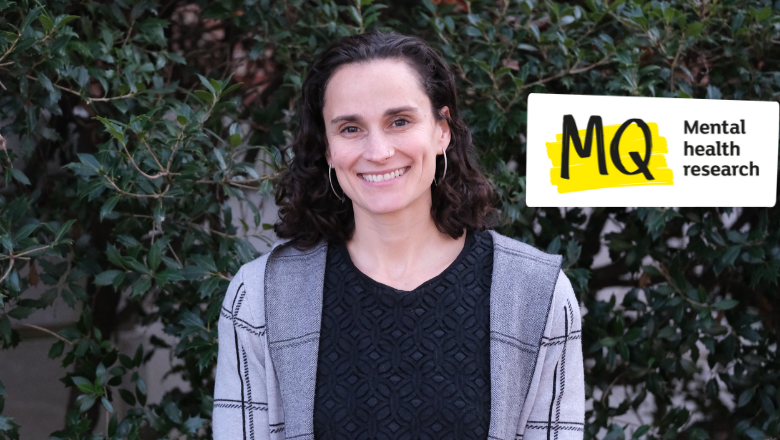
[545,115,674,193]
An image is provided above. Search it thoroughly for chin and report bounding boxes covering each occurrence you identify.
[354,197,413,216]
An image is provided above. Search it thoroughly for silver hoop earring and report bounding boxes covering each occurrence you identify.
[434,149,448,186]
[329,163,345,202]
[442,148,448,181]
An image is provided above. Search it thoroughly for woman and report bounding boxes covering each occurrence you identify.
[214,31,584,440]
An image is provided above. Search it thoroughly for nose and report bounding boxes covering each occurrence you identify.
[361,129,394,162]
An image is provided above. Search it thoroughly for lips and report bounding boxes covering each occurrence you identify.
[358,166,410,183]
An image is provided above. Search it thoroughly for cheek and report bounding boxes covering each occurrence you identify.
[402,131,437,158]
[328,142,358,167]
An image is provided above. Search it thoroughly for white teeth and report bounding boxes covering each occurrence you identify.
[361,167,407,182]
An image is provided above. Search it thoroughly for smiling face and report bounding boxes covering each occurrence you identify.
[322,58,451,221]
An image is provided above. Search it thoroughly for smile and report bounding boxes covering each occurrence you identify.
[359,166,410,183]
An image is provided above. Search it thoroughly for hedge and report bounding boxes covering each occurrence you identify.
[1,0,779,439]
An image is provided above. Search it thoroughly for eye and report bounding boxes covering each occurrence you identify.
[392,118,409,127]
[341,126,359,134]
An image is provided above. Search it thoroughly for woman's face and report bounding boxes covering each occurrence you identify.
[322,58,451,220]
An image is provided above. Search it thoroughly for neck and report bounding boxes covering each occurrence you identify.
[346,195,465,287]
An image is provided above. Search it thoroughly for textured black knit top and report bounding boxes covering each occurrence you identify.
[313,230,494,440]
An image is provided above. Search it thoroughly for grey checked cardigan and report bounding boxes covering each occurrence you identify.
[213,231,585,440]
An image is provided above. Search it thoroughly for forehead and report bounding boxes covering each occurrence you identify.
[322,59,430,117]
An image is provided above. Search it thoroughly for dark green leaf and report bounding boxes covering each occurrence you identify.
[737,388,754,407]
[131,276,152,298]
[164,400,182,423]
[48,340,64,359]
[194,90,214,103]
[7,307,34,319]
[56,15,79,28]
[599,337,617,347]
[76,394,96,412]
[182,415,205,433]
[101,397,114,412]
[9,168,30,185]
[20,6,42,31]
[100,195,120,221]
[119,389,136,405]
[712,299,738,310]
[72,376,93,394]
[94,270,122,286]
[39,15,53,31]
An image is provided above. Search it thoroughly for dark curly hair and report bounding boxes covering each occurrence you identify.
[274,30,496,249]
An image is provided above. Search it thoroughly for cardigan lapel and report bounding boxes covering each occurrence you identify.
[487,231,562,440]
[264,241,328,440]
[264,233,562,440]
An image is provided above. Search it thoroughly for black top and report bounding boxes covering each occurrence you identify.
[314,230,494,440]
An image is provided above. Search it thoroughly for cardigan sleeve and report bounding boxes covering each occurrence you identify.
[520,270,586,440]
[213,266,272,440]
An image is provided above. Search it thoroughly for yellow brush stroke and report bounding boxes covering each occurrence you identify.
[546,122,674,194]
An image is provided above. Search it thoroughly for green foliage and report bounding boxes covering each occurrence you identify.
[1,0,779,438]
[0,380,20,440]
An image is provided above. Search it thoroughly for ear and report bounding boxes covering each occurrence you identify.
[437,106,452,152]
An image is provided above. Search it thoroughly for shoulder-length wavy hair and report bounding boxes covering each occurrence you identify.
[274,30,496,249]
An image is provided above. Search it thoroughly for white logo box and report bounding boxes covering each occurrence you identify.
[526,93,779,207]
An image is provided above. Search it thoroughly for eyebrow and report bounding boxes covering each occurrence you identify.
[329,106,419,125]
